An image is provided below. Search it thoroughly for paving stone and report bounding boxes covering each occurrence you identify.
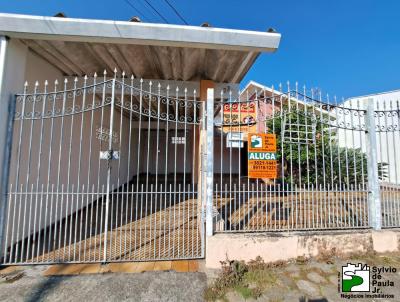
[328,274,339,285]
[285,264,301,274]
[260,286,289,302]
[288,271,300,279]
[188,260,199,272]
[133,262,155,273]
[0,266,22,276]
[283,291,303,302]
[171,260,189,272]
[320,286,341,302]
[310,262,335,274]
[225,290,245,302]
[296,280,320,297]
[307,272,326,284]
[107,262,139,273]
[153,261,172,271]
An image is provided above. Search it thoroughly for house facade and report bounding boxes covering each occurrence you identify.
[0,13,281,264]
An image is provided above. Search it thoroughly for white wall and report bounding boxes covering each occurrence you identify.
[337,90,400,184]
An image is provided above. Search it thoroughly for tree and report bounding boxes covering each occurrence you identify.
[266,104,387,189]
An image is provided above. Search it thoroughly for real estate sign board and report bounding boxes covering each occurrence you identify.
[247,133,277,179]
[223,102,257,134]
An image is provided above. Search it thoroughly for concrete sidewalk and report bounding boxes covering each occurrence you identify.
[0,265,207,302]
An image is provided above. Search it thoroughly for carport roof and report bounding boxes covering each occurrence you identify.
[0,13,281,83]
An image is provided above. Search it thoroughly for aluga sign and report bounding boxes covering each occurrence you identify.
[248,152,277,160]
[247,133,277,179]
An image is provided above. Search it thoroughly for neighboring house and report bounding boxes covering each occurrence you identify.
[213,80,333,182]
[337,89,400,184]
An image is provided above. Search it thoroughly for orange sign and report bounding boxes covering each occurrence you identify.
[248,133,277,179]
[223,102,257,133]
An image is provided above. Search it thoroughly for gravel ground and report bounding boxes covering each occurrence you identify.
[0,266,207,302]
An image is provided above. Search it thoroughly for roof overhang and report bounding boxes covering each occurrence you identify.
[0,13,281,83]
[0,13,280,52]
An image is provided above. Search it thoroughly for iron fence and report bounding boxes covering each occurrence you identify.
[212,83,400,232]
[1,74,400,264]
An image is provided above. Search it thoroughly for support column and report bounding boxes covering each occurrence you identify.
[366,97,382,230]
[193,80,214,184]
[0,36,10,258]
[205,88,214,236]
[0,37,27,258]
[194,80,214,245]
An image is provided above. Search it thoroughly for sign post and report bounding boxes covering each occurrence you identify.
[247,133,277,179]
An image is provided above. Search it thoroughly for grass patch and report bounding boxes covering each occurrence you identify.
[234,285,253,299]
[204,257,281,301]
[244,269,277,289]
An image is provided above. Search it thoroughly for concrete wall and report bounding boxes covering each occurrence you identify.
[206,230,400,268]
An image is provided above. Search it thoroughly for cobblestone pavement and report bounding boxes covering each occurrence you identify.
[206,253,400,302]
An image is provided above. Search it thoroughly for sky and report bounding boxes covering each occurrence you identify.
[0,0,399,99]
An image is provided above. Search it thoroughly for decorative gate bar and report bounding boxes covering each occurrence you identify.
[1,71,205,264]
[212,83,400,232]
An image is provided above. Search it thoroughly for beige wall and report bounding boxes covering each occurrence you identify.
[206,230,400,268]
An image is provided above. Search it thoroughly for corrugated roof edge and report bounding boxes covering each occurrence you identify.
[0,13,281,52]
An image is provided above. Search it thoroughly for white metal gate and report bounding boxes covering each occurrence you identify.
[211,84,400,232]
[1,72,204,264]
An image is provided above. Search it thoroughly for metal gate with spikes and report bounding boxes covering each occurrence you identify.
[1,71,205,264]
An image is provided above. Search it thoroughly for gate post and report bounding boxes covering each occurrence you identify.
[205,88,214,236]
[365,97,382,230]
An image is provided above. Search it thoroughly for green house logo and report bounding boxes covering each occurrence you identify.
[341,263,370,292]
[250,135,262,148]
